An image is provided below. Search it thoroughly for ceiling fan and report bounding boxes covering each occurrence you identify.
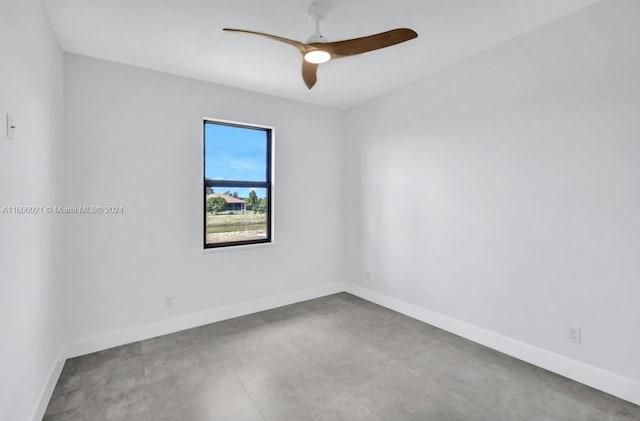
[223,2,417,89]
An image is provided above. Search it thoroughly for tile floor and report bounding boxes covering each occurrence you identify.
[44,293,640,420]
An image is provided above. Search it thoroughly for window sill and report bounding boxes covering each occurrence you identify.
[202,240,275,254]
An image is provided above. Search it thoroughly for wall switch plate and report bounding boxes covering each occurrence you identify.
[6,114,15,140]
[568,327,581,344]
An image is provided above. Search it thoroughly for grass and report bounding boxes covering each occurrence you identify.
[205,211,268,244]
[206,212,267,235]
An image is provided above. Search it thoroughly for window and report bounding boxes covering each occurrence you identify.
[203,120,273,248]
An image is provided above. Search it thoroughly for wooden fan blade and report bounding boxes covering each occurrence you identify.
[223,28,307,53]
[302,61,318,89]
[312,28,417,58]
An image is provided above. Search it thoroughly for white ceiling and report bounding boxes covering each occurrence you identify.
[43,0,601,109]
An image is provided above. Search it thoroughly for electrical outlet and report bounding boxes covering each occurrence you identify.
[365,271,371,281]
[164,296,174,308]
[568,327,581,344]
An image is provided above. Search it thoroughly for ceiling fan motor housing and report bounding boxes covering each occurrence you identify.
[306,33,328,44]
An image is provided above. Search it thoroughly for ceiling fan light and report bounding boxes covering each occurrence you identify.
[304,50,331,64]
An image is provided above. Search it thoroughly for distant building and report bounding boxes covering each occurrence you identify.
[206,194,246,213]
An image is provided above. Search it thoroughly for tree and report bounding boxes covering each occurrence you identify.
[247,190,259,212]
[255,197,267,214]
[224,190,239,198]
[206,196,227,214]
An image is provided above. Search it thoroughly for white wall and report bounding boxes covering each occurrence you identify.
[63,54,346,352]
[0,0,66,420]
[3,0,638,414]
[346,0,640,396]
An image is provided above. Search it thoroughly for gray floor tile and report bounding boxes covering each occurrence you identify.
[145,366,264,421]
[43,293,639,421]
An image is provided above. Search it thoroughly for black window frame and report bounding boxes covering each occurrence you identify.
[203,119,273,249]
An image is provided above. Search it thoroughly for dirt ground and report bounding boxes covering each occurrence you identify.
[206,230,267,244]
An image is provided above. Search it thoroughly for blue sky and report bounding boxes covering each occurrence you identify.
[205,123,268,199]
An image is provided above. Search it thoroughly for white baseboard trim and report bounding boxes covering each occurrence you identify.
[55,281,640,407]
[65,282,347,358]
[344,284,640,406]
[31,347,65,421]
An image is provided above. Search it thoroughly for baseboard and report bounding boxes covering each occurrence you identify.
[30,347,65,421]
[65,282,347,358]
[57,281,640,407]
[345,284,640,406]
